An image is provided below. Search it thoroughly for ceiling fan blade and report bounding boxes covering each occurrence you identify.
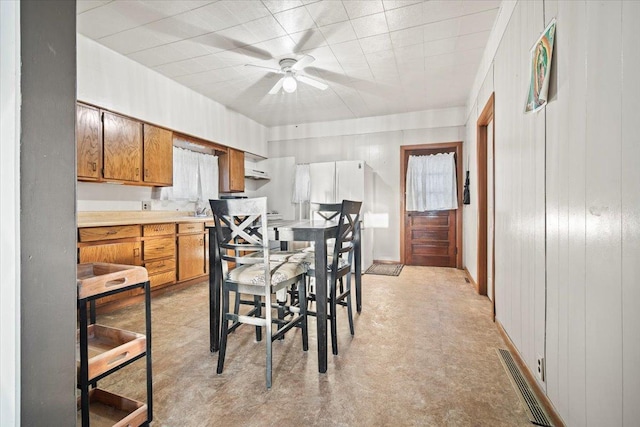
[296,74,328,91]
[292,55,315,71]
[268,77,285,94]
[245,64,282,74]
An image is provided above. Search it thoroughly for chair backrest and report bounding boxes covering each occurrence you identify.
[209,197,269,284]
[310,202,342,221]
[330,200,362,270]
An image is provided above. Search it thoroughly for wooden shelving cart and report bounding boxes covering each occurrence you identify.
[77,263,152,427]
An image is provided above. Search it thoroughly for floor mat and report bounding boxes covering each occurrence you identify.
[364,263,403,276]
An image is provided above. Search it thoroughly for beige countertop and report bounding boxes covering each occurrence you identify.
[78,211,213,227]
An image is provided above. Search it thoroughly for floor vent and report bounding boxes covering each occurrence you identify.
[496,348,553,427]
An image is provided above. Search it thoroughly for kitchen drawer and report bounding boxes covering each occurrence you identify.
[144,258,176,275]
[177,222,204,234]
[149,270,176,289]
[142,223,175,237]
[143,237,175,260]
[79,225,140,242]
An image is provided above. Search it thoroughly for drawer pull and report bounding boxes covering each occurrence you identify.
[105,278,126,288]
[107,351,129,366]
[134,248,140,257]
[105,230,117,235]
[155,246,165,250]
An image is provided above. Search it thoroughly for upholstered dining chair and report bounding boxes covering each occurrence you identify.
[300,200,362,355]
[209,197,308,389]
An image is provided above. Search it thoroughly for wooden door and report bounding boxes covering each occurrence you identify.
[178,234,206,281]
[404,210,457,267]
[76,104,101,180]
[102,111,142,182]
[143,124,173,186]
[400,142,463,268]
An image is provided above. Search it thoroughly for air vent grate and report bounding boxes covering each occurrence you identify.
[496,348,553,427]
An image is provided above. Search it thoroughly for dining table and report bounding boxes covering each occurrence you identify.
[207,218,361,374]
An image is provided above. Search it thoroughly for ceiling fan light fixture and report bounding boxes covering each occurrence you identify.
[282,75,297,93]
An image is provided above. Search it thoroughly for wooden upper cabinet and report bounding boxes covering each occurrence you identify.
[76,104,102,180]
[143,124,173,186]
[102,111,142,182]
[219,147,245,193]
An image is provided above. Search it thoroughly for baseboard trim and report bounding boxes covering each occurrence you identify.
[463,267,479,292]
[495,320,565,427]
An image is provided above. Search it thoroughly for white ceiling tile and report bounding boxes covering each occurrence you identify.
[421,1,465,25]
[136,1,215,17]
[221,0,270,24]
[390,27,424,48]
[252,36,298,59]
[77,1,168,39]
[394,43,424,63]
[274,6,317,34]
[331,40,363,58]
[290,28,328,52]
[178,3,243,33]
[154,58,209,78]
[384,3,424,32]
[319,21,358,44]
[128,41,209,68]
[358,33,393,54]
[99,26,176,54]
[423,19,461,42]
[175,68,235,86]
[343,0,384,19]
[457,9,499,34]
[455,30,491,51]
[215,24,261,47]
[351,13,389,39]
[262,0,304,14]
[462,0,502,15]
[77,0,112,15]
[423,37,457,57]
[305,1,349,27]
[382,0,423,12]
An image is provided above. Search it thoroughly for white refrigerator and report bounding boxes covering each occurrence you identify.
[309,160,373,271]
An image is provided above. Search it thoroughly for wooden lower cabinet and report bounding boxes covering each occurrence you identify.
[78,220,208,308]
[177,233,206,281]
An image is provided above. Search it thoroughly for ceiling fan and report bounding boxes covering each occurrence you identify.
[246,55,328,94]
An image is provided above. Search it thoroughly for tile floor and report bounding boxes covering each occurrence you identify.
[96,266,531,426]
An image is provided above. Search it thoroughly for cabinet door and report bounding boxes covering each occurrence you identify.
[103,111,142,182]
[219,147,245,193]
[79,241,142,266]
[143,124,173,186]
[76,104,101,180]
[178,234,206,281]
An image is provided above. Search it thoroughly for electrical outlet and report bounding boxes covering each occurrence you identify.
[142,201,151,211]
[536,356,545,382]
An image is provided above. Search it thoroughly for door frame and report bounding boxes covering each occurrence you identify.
[477,93,495,317]
[400,141,463,268]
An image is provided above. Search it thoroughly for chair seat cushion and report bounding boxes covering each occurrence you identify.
[289,252,349,272]
[227,260,305,286]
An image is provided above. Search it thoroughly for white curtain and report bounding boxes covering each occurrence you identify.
[405,152,458,211]
[160,147,217,202]
[198,152,219,202]
[292,164,310,203]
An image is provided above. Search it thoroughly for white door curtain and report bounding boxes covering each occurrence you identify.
[405,152,458,211]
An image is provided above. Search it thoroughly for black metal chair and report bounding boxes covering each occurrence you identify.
[300,200,362,355]
[209,197,308,389]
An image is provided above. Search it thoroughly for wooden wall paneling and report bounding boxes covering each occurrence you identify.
[621,2,640,425]
[584,2,623,425]
[563,3,588,424]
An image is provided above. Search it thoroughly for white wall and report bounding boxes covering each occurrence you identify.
[267,109,465,262]
[465,1,640,426]
[77,35,269,211]
[0,2,20,425]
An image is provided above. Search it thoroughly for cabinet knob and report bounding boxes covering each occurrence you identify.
[135,168,140,177]
[92,162,97,172]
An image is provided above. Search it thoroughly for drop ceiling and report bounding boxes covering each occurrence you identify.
[77,0,501,127]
